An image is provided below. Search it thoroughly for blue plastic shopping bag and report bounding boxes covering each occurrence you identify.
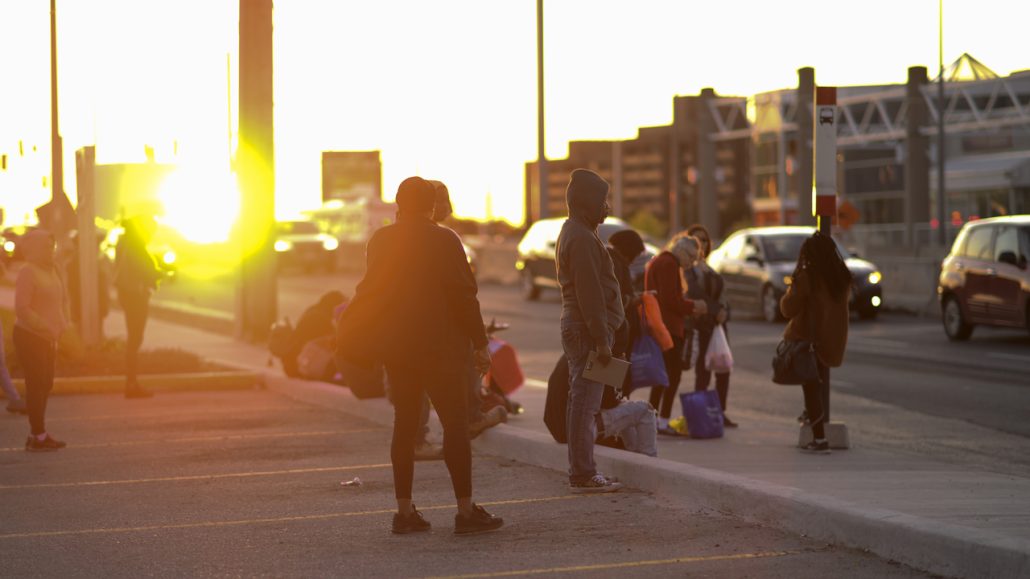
[629,310,669,393]
[679,390,724,439]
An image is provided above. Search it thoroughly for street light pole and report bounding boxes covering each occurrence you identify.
[936,0,947,246]
[535,0,548,223]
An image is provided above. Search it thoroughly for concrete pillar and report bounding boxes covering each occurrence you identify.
[74,146,101,347]
[697,88,718,236]
[797,67,815,226]
[905,66,930,247]
[236,0,277,342]
[611,141,623,218]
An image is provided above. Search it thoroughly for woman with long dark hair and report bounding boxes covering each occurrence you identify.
[779,232,851,453]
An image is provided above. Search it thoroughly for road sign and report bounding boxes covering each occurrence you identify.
[813,86,837,220]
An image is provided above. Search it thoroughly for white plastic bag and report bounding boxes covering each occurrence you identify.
[705,325,733,373]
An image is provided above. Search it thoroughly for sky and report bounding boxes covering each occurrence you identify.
[1,0,1028,232]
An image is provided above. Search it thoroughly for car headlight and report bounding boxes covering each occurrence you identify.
[868,271,882,285]
[161,250,176,265]
[274,240,291,252]
[783,275,792,286]
[2,240,14,253]
[322,238,339,251]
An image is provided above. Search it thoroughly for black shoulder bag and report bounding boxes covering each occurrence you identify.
[771,295,820,385]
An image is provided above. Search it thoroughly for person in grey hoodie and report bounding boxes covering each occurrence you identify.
[556,169,625,493]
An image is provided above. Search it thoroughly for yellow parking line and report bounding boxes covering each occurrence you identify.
[0,495,583,540]
[0,462,392,490]
[423,550,798,578]
[0,428,387,452]
[44,406,305,423]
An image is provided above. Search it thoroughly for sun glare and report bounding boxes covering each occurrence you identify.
[157,168,240,245]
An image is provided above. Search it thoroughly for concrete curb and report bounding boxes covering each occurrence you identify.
[253,364,1029,579]
[11,371,264,396]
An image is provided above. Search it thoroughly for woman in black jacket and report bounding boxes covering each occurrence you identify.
[684,225,736,428]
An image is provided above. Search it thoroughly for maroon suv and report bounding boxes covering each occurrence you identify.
[938,215,1030,340]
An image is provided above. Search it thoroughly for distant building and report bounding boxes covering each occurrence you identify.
[525,91,750,239]
[322,150,382,203]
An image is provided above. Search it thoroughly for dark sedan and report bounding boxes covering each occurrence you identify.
[707,226,883,322]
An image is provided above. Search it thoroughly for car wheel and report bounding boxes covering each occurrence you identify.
[942,296,973,341]
[762,285,783,323]
[521,268,541,301]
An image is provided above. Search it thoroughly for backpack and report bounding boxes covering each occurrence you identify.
[268,318,294,358]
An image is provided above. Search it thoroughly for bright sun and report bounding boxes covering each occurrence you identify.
[157,168,240,245]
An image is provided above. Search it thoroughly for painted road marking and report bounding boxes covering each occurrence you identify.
[424,550,799,578]
[44,406,304,423]
[0,495,584,540]
[0,462,393,490]
[0,428,388,453]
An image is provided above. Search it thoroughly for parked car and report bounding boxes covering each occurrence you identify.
[274,220,339,272]
[707,226,883,322]
[938,215,1030,341]
[516,217,658,301]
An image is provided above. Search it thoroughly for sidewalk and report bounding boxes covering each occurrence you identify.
[2,286,1026,579]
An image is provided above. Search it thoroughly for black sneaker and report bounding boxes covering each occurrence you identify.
[25,435,66,452]
[800,440,830,454]
[391,506,431,534]
[722,415,739,428]
[454,504,504,535]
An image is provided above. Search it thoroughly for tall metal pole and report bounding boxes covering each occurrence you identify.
[535,0,548,222]
[50,0,64,211]
[936,0,947,246]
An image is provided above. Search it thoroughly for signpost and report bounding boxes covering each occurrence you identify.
[806,85,850,450]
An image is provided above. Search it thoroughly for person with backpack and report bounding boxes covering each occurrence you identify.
[780,232,852,454]
[336,176,502,535]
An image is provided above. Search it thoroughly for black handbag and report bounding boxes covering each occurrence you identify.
[771,303,820,385]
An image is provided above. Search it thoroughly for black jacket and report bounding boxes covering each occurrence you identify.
[683,263,726,334]
[336,214,488,372]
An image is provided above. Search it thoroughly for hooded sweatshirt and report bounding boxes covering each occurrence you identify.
[556,169,625,349]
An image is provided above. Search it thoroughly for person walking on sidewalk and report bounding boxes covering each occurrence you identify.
[556,169,625,494]
[14,229,68,451]
[336,176,502,535]
[646,233,707,435]
[114,216,164,399]
[780,232,851,454]
[685,224,736,428]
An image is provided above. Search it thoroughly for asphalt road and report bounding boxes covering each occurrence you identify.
[0,390,930,578]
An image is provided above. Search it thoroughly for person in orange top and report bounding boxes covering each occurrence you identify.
[646,233,707,434]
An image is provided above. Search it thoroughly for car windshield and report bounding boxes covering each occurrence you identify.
[761,233,851,263]
[277,221,319,235]
[596,222,625,243]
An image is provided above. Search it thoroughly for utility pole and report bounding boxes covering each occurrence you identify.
[45,0,72,236]
[936,0,947,246]
[535,0,548,223]
[236,0,277,342]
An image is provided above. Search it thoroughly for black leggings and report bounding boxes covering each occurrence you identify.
[693,326,731,412]
[649,334,685,419]
[802,362,831,439]
[13,327,56,436]
[118,288,150,386]
[386,363,471,500]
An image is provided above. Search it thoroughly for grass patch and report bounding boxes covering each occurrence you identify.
[1,308,228,379]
